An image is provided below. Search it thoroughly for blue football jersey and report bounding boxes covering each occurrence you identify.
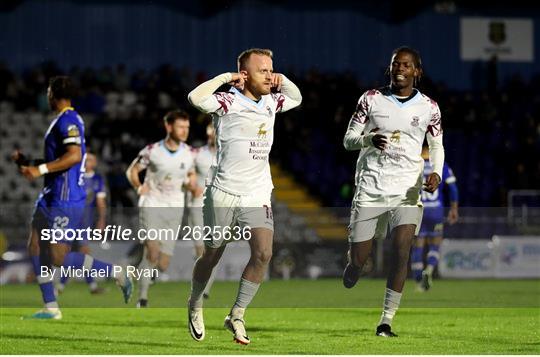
[421,160,456,209]
[84,172,106,208]
[41,107,86,202]
[81,172,106,227]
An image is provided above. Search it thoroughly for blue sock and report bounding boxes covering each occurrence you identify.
[30,256,56,304]
[410,246,424,282]
[59,252,74,285]
[427,244,440,268]
[63,252,113,277]
[63,252,85,269]
[85,274,95,284]
[91,257,113,275]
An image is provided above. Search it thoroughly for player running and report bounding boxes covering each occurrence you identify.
[126,109,196,308]
[187,122,217,299]
[186,48,302,344]
[341,47,444,337]
[411,145,459,291]
[13,76,132,320]
[56,152,108,295]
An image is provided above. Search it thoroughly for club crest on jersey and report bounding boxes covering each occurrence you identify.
[411,116,420,127]
[67,124,80,137]
[179,163,185,170]
[257,124,268,139]
[266,106,273,117]
[390,130,401,143]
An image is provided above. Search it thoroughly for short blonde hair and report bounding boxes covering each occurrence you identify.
[237,48,273,71]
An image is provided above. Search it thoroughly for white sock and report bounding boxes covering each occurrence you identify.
[114,265,126,285]
[189,279,208,308]
[45,301,59,310]
[203,267,216,296]
[425,265,434,275]
[231,306,246,319]
[233,278,260,310]
[138,257,153,300]
[88,281,98,291]
[379,288,402,326]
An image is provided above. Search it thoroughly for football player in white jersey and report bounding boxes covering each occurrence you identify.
[342,47,444,337]
[186,48,302,344]
[126,110,196,308]
[187,122,217,298]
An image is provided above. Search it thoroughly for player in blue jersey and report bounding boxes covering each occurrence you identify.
[12,76,132,319]
[56,153,107,294]
[411,144,459,291]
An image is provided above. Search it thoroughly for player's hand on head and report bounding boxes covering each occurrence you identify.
[20,165,40,181]
[229,73,245,89]
[370,128,387,150]
[271,73,283,91]
[423,173,441,193]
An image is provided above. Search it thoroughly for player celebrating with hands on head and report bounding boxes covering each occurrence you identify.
[186,48,302,345]
[342,46,444,337]
[126,110,196,308]
[13,76,132,320]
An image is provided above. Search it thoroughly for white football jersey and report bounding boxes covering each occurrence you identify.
[136,140,194,206]
[345,87,443,196]
[194,85,300,195]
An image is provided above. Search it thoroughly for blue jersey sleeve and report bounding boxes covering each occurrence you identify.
[57,115,83,146]
[444,164,459,202]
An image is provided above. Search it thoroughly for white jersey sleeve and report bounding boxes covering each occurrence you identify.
[136,144,153,170]
[344,90,378,150]
[426,100,444,179]
[188,73,234,115]
[271,75,302,113]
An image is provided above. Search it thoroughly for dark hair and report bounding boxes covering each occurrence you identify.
[390,46,424,85]
[49,76,76,100]
[164,109,190,125]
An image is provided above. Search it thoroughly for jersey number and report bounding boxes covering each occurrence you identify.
[53,216,70,229]
[78,153,87,186]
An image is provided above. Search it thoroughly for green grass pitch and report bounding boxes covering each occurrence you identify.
[1,279,539,354]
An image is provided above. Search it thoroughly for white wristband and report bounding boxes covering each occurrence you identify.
[38,164,49,176]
